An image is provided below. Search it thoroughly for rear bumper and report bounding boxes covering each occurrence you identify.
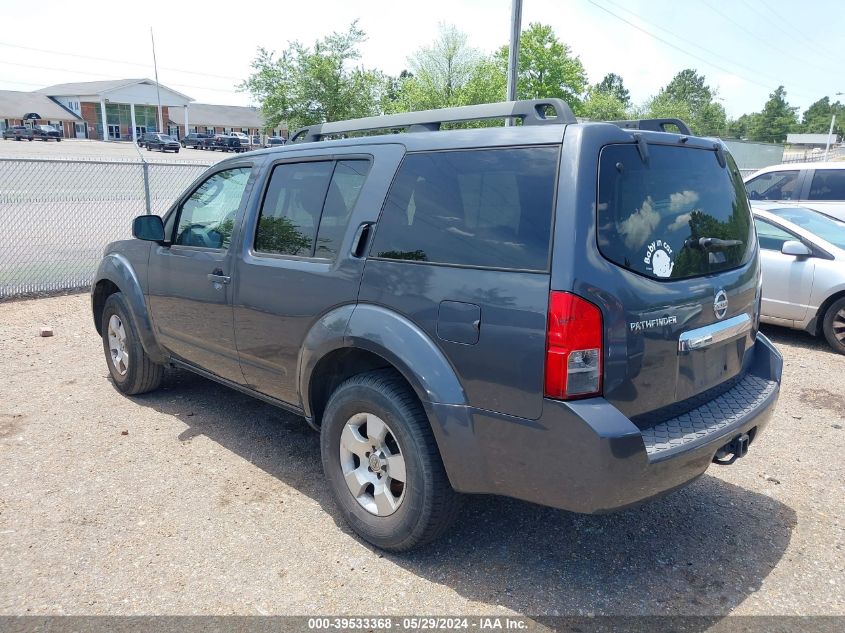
[429,334,782,513]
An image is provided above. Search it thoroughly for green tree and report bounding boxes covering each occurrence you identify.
[801,96,845,135]
[495,23,588,111]
[582,87,628,121]
[726,112,760,139]
[391,24,483,111]
[750,86,799,142]
[240,22,384,131]
[648,69,727,136]
[594,73,630,107]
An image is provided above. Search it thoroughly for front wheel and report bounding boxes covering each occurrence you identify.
[822,296,845,354]
[320,369,461,551]
[101,293,163,395]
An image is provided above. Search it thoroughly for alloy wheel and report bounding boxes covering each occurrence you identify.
[834,308,845,344]
[339,413,407,516]
[107,314,129,376]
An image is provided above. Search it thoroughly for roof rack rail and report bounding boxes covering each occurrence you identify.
[289,98,577,143]
[609,118,692,136]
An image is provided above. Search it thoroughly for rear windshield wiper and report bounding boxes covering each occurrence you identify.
[683,237,744,250]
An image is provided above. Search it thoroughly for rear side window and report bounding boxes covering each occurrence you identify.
[255,159,371,258]
[808,170,845,200]
[370,147,559,270]
[745,170,801,201]
[597,144,754,280]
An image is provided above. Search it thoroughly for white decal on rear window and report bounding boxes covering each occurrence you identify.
[643,239,674,278]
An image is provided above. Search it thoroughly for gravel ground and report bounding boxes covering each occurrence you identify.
[0,293,843,617]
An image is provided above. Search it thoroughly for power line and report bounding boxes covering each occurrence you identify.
[699,0,839,75]
[744,0,840,59]
[0,40,243,82]
[0,59,243,95]
[600,0,805,95]
[584,0,818,101]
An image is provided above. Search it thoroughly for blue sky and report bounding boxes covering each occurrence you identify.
[0,0,841,119]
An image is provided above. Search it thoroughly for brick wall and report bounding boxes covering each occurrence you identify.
[80,102,100,140]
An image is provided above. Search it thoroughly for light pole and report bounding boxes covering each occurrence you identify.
[505,0,523,126]
[825,92,843,160]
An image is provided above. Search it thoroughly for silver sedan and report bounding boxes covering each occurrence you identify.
[752,204,845,353]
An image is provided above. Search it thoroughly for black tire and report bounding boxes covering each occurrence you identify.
[101,292,163,395]
[822,296,845,354]
[321,369,461,551]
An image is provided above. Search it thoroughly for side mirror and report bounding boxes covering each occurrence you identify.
[781,240,811,257]
[132,215,165,243]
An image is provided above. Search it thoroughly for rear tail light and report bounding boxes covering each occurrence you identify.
[545,291,603,400]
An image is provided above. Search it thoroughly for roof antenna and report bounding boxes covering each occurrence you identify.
[151,27,164,134]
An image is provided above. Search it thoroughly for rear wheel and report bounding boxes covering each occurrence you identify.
[320,369,461,551]
[101,293,163,395]
[822,296,845,354]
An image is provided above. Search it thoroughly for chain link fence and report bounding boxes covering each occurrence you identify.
[0,157,211,299]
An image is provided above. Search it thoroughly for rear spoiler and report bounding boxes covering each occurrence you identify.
[610,118,692,136]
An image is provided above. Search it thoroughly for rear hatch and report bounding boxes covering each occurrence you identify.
[592,141,758,424]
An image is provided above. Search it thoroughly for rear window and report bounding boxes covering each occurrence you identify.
[597,144,754,280]
[370,147,559,270]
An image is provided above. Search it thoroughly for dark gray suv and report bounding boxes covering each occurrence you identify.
[92,99,782,551]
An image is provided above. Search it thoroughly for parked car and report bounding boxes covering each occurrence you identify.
[251,135,262,147]
[180,133,209,148]
[745,162,845,222]
[31,125,62,141]
[143,133,180,153]
[231,132,251,148]
[752,203,845,353]
[2,125,34,141]
[264,136,285,148]
[201,134,244,152]
[92,100,782,551]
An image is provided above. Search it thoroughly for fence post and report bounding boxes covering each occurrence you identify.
[142,160,152,215]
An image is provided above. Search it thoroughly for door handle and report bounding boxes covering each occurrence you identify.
[351,222,374,258]
[207,273,231,285]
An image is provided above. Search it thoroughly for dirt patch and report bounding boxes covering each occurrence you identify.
[0,414,26,439]
[798,387,845,413]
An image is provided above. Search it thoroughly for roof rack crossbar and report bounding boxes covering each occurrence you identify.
[609,118,692,136]
[290,98,577,143]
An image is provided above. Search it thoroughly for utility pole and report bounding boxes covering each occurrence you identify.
[151,28,164,133]
[824,114,836,160]
[505,0,523,125]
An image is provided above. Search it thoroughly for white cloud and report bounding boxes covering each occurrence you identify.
[669,190,699,212]
[617,196,660,251]
[668,213,692,232]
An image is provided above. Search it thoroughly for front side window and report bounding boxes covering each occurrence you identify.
[745,170,801,201]
[597,144,754,280]
[370,147,559,270]
[174,167,251,249]
[768,206,845,250]
[808,169,845,201]
[754,218,796,251]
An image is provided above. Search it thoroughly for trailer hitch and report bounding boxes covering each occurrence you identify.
[712,433,750,465]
